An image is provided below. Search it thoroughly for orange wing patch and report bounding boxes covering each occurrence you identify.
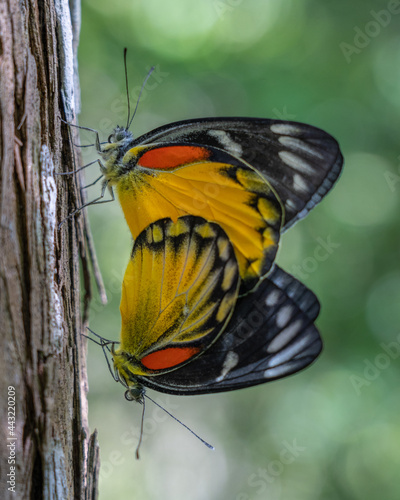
[139,145,211,169]
[141,347,202,370]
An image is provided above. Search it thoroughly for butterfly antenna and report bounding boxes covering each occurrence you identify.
[124,48,131,130]
[135,398,146,460]
[127,65,155,130]
[144,394,215,451]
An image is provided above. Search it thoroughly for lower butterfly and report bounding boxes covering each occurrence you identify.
[104,215,322,402]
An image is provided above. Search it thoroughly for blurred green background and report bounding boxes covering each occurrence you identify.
[77,1,400,499]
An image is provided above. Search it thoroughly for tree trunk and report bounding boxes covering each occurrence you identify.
[0,0,100,498]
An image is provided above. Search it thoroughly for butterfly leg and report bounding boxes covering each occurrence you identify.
[60,118,102,154]
[55,159,99,176]
[58,178,114,228]
[84,327,120,381]
[81,174,104,190]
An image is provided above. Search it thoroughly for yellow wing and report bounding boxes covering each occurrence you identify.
[114,216,240,380]
[112,144,283,292]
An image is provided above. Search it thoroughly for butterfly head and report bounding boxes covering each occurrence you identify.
[98,126,136,183]
[100,126,134,162]
[107,125,133,145]
[124,384,145,404]
[111,345,146,403]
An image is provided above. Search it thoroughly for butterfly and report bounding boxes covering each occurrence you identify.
[107,215,322,401]
[74,61,343,454]
[85,116,342,294]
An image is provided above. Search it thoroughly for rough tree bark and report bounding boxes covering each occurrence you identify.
[0,0,100,498]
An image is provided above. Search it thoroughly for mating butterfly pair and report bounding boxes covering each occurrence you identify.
[83,116,342,400]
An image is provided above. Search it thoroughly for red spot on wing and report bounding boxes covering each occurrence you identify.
[139,146,211,170]
[141,346,201,370]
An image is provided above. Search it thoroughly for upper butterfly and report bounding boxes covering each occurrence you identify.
[85,116,342,293]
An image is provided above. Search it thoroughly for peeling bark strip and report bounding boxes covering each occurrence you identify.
[0,1,99,498]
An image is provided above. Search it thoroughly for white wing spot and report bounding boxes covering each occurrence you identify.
[276,305,293,328]
[208,130,243,157]
[263,365,292,378]
[293,173,310,193]
[278,136,324,159]
[278,151,314,175]
[265,290,280,306]
[266,334,311,367]
[279,151,315,175]
[267,319,303,353]
[215,351,239,382]
[270,123,302,135]
[285,198,297,209]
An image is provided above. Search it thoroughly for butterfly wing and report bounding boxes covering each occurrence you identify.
[134,265,322,394]
[114,143,283,292]
[132,117,343,230]
[113,215,240,384]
